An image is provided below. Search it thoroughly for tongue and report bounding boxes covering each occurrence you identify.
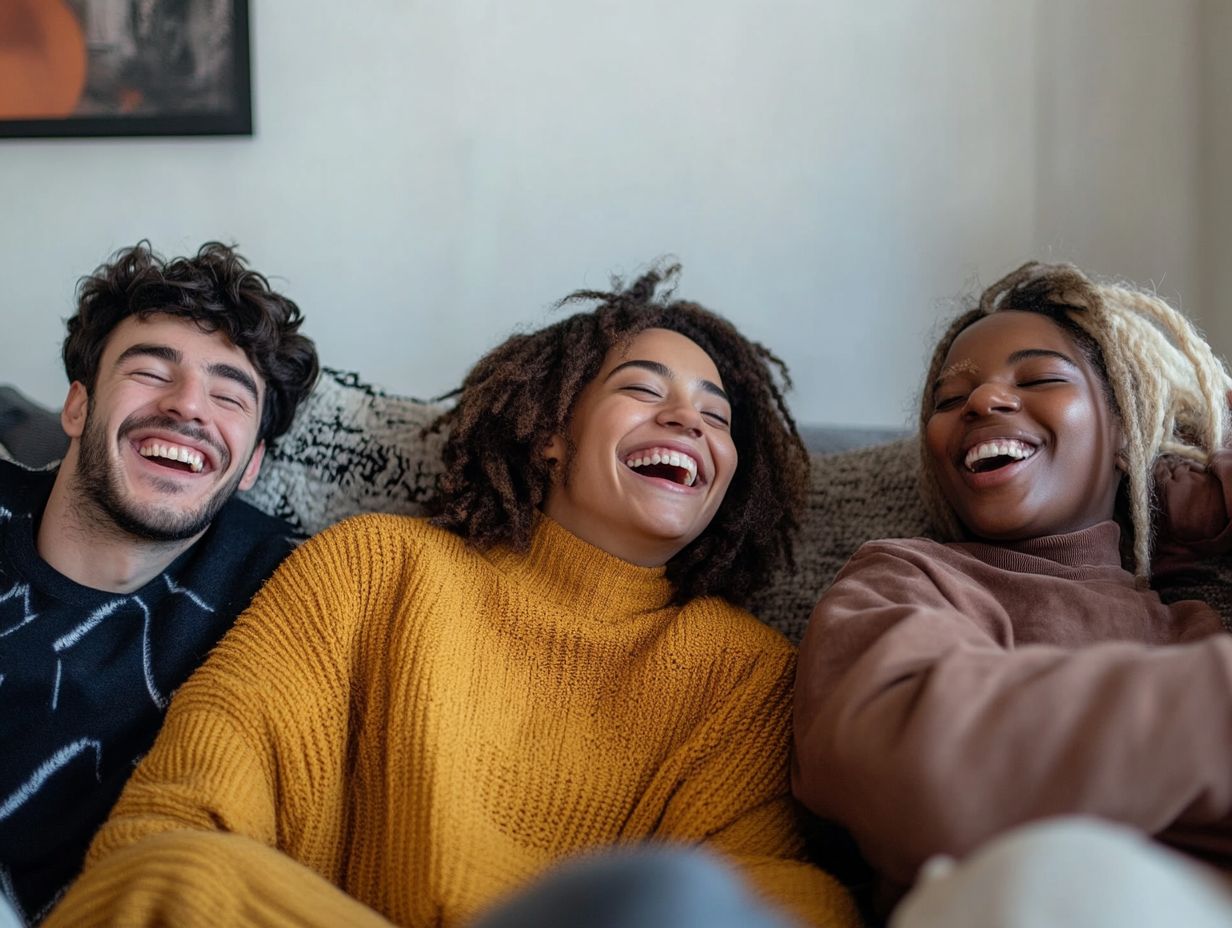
[971,455,1017,474]
[632,462,688,485]
[152,457,195,473]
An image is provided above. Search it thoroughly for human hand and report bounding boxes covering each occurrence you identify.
[1154,451,1232,547]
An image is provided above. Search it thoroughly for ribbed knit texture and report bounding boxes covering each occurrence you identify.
[46,514,858,928]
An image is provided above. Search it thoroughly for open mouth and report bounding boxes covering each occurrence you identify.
[624,447,699,487]
[137,440,206,474]
[963,439,1037,474]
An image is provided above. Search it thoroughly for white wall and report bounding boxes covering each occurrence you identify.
[0,0,1218,428]
[1033,0,1202,326]
[1200,0,1232,359]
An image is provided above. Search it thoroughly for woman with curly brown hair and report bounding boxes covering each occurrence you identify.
[45,266,859,928]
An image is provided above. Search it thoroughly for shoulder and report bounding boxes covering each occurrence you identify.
[0,457,55,515]
[818,535,992,618]
[853,535,954,559]
[213,495,300,542]
[312,512,463,548]
[679,595,796,661]
[196,497,299,574]
[291,513,472,570]
[838,535,969,579]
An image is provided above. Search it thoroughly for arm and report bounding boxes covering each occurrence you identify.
[45,516,392,928]
[45,831,392,927]
[628,627,860,928]
[792,545,1232,887]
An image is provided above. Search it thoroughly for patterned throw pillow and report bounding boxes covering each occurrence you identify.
[241,368,448,537]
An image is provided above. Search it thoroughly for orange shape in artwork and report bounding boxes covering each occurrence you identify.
[0,0,88,119]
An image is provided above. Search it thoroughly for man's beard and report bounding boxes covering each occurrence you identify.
[74,404,249,543]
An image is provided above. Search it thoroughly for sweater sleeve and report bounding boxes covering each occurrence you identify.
[792,545,1232,888]
[45,516,392,928]
[1153,450,1232,575]
[630,626,861,928]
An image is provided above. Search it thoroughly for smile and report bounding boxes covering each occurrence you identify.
[624,446,700,487]
[137,440,206,473]
[963,438,1038,474]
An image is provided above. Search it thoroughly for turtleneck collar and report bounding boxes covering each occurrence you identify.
[956,520,1127,576]
[484,514,676,615]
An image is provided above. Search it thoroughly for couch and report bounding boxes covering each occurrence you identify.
[2,370,1228,643]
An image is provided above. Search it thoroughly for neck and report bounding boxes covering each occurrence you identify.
[38,464,201,594]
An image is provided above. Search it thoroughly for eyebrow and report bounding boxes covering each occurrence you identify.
[115,343,260,402]
[1007,348,1080,367]
[604,359,730,402]
[932,347,1080,393]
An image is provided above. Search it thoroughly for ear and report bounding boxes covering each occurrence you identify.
[61,382,89,439]
[237,440,266,491]
[1115,419,1130,472]
[541,434,566,470]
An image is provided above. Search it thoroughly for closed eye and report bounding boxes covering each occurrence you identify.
[702,409,730,427]
[622,385,662,399]
[133,370,170,384]
[1019,378,1068,387]
[213,393,245,409]
[932,394,966,412]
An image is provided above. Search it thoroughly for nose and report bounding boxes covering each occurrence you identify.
[656,400,704,436]
[963,381,1021,417]
[158,374,209,423]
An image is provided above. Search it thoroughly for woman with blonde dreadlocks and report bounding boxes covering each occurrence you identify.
[793,261,1232,927]
[45,267,860,928]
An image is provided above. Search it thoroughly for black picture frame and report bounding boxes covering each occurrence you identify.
[0,0,252,139]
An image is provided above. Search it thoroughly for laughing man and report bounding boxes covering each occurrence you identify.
[0,242,318,923]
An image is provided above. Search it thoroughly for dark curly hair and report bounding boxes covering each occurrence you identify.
[429,264,810,606]
[64,241,320,443]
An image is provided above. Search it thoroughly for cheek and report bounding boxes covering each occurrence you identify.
[1055,398,1112,461]
[923,417,951,471]
[220,417,261,456]
[712,437,738,489]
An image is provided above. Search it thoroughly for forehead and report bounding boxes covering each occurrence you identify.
[943,310,1081,367]
[102,314,257,375]
[601,327,723,384]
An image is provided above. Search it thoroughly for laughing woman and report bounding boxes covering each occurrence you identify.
[793,261,1232,927]
[45,267,859,928]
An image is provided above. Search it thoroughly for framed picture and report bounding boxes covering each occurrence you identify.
[0,0,252,139]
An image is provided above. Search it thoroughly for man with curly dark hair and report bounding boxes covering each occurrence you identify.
[45,266,859,928]
[0,241,319,924]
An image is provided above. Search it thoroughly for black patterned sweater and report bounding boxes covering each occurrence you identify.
[0,459,298,924]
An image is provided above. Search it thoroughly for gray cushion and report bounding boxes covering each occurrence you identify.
[750,439,930,643]
[0,386,67,468]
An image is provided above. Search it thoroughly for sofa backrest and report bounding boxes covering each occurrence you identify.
[239,370,928,642]
[4,374,1227,643]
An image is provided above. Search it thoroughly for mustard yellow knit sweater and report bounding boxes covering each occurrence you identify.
[46,515,858,928]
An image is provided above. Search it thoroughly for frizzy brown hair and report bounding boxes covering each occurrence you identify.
[64,241,320,444]
[428,264,810,605]
[919,261,1232,576]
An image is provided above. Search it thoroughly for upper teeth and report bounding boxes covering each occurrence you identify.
[139,441,205,473]
[964,439,1036,471]
[624,448,699,486]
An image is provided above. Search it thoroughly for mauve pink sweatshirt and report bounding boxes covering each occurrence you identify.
[794,519,1232,889]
